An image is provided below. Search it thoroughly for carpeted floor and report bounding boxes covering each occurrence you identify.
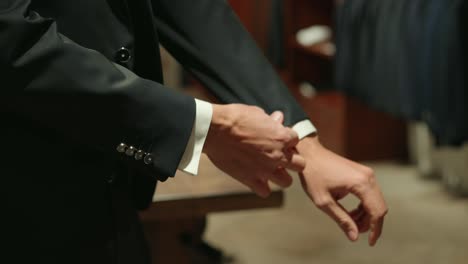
[205,162,468,264]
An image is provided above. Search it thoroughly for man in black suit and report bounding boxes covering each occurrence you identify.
[0,0,387,263]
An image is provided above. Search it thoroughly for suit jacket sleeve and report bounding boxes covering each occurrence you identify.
[151,0,309,127]
[0,0,195,181]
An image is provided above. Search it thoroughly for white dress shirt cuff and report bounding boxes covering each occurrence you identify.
[292,119,317,140]
[178,99,213,175]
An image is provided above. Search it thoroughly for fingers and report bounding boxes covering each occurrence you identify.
[231,165,272,198]
[350,171,388,246]
[270,110,299,151]
[280,152,306,172]
[263,130,305,172]
[369,215,384,246]
[247,177,271,198]
[269,111,304,171]
[344,165,387,246]
[270,111,284,124]
[353,208,384,246]
[350,204,370,233]
[317,197,359,242]
[361,192,387,246]
[284,128,300,150]
[269,168,293,188]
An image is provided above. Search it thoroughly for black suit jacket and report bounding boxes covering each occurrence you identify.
[1,0,308,263]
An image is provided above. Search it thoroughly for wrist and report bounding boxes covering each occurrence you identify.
[296,133,322,155]
[203,104,235,154]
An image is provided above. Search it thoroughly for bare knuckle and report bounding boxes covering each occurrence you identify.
[382,208,389,217]
[360,174,371,185]
[269,150,284,162]
[367,169,376,181]
[352,175,368,191]
[277,130,292,143]
[365,167,375,176]
[315,198,333,209]
[352,170,376,192]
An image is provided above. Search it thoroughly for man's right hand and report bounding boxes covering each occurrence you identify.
[203,104,305,197]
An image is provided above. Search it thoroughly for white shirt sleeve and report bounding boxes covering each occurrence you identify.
[292,119,317,140]
[178,99,213,175]
[178,99,317,176]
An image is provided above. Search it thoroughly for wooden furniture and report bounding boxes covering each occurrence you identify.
[284,0,335,85]
[139,155,283,263]
[290,90,408,161]
[283,0,408,161]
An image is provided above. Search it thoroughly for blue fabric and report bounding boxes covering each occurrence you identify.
[335,0,468,146]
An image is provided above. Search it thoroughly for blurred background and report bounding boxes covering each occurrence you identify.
[156,0,468,263]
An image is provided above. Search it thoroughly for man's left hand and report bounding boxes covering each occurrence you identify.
[295,135,388,246]
[269,112,388,246]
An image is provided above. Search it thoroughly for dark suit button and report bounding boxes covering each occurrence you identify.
[125,146,136,156]
[107,173,115,184]
[116,143,127,153]
[116,47,131,64]
[144,153,154,165]
[135,150,145,160]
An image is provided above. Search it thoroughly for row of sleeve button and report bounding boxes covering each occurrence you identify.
[116,143,153,165]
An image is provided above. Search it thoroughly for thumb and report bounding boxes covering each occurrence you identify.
[270,111,284,124]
